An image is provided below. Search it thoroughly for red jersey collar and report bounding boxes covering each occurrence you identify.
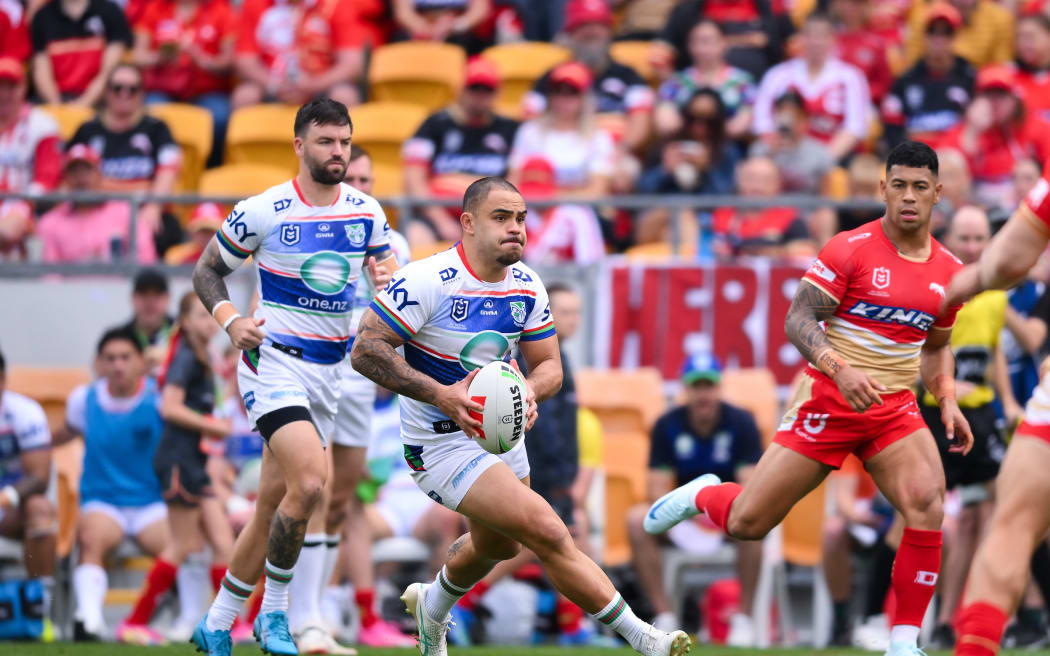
[292,178,339,207]
[456,241,507,283]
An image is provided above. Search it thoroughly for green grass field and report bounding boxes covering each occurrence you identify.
[9,646,1050,656]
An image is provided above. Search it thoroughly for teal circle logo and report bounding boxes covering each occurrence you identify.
[459,331,510,371]
[300,251,350,295]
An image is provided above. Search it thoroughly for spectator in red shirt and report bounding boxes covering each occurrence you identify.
[829,0,893,103]
[232,0,363,109]
[1012,13,1050,123]
[30,0,132,106]
[0,57,61,259]
[132,0,235,167]
[392,0,495,54]
[0,0,30,61]
[938,65,1050,208]
[37,144,157,264]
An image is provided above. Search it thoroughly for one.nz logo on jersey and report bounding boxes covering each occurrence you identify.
[451,298,469,322]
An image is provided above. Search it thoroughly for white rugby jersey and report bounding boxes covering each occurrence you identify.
[0,391,50,488]
[349,228,411,336]
[216,179,391,365]
[369,242,557,443]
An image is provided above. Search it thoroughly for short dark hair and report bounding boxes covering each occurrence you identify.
[773,89,804,110]
[294,98,352,138]
[97,327,143,356]
[108,62,143,87]
[886,141,939,177]
[133,268,169,295]
[349,144,370,163]
[462,176,520,216]
[545,282,577,298]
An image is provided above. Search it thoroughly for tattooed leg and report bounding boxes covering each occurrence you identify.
[441,521,523,588]
[268,510,309,569]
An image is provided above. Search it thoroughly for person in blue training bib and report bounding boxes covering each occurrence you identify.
[189,99,398,656]
[351,176,692,656]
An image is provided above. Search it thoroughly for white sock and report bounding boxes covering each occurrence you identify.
[890,624,920,645]
[321,534,340,593]
[176,554,209,626]
[288,534,326,631]
[206,572,254,632]
[260,560,295,616]
[590,593,650,650]
[424,566,470,621]
[73,563,107,631]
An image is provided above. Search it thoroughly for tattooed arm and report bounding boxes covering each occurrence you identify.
[351,309,485,437]
[785,280,886,413]
[192,239,265,349]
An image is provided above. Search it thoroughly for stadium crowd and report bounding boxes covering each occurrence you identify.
[8,0,1050,652]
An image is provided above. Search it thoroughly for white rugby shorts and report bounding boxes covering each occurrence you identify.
[331,360,376,448]
[404,433,530,510]
[237,344,342,445]
[80,500,168,537]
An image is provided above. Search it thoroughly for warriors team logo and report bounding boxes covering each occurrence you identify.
[510,301,526,326]
[345,223,366,247]
[281,224,300,246]
[451,298,470,322]
[872,266,891,289]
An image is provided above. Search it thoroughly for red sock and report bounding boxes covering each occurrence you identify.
[245,579,264,624]
[456,579,491,612]
[955,602,1008,656]
[125,558,177,625]
[355,588,378,628]
[891,528,942,628]
[694,483,743,533]
[210,564,226,593]
[556,597,583,634]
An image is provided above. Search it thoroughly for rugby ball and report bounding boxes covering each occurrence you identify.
[466,361,528,454]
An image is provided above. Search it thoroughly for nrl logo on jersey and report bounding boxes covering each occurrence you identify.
[281,224,300,246]
[345,223,366,246]
[510,301,526,326]
[872,267,891,289]
[451,298,470,322]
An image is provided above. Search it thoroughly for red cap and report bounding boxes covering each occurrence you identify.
[64,143,101,168]
[925,2,963,30]
[188,202,224,232]
[977,65,1021,95]
[549,61,593,92]
[464,57,500,89]
[564,0,612,32]
[516,156,557,200]
[0,57,24,83]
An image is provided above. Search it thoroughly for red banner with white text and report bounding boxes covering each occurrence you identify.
[593,260,810,385]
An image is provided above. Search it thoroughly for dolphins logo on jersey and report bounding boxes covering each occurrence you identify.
[281,224,300,246]
[510,301,526,327]
[451,298,469,322]
[345,223,366,247]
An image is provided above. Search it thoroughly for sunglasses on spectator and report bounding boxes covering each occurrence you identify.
[926,25,954,37]
[109,83,142,95]
[345,175,372,185]
[686,113,718,124]
[549,85,582,97]
[466,83,496,93]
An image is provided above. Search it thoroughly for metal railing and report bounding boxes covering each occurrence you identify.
[0,190,887,276]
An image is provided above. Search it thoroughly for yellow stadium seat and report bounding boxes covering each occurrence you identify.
[720,368,779,447]
[368,161,404,229]
[39,104,93,142]
[610,40,660,86]
[480,42,571,118]
[351,102,427,172]
[147,103,213,192]
[602,431,649,566]
[624,241,696,259]
[576,368,666,433]
[410,241,454,262]
[369,42,466,112]
[225,104,299,174]
[7,366,92,434]
[198,164,291,210]
[782,480,827,566]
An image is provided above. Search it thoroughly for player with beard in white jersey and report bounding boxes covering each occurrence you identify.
[351,177,692,656]
[189,99,398,656]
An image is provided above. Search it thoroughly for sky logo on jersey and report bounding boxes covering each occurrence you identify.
[273,198,292,213]
[439,267,458,283]
[510,301,526,326]
[451,298,470,322]
[226,209,256,243]
[846,301,935,331]
[386,277,419,312]
[345,223,366,247]
[281,224,300,246]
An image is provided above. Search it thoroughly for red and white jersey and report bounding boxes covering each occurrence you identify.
[752,57,871,143]
[0,104,61,194]
[1018,166,1050,235]
[801,219,963,392]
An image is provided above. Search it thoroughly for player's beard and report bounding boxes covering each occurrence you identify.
[306,152,348,186]
[496,238,524,266]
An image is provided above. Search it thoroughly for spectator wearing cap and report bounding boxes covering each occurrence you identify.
[402,57,519,245]
[626,354,764,646]
[30,0,132,106]
[829,0,893,104]
[751,12,871,163]
[748,90,833,194]
[906,0,1014,68]
[68,63,184,257]
[391,0,501,55]
[655,19,755,141]
[162,203,222,265]
[881,3,975,150]
[509,61,615,198]
[0,56,61,258]
[524,0,654,153]
[0,0,30,61]
[108,268,174,373]
[1012,13,1050,122]
[938,65,1050,208]
[131,0,236,167]
[232,0,363,109]
[37,145,157,264]
[517,156,606,265]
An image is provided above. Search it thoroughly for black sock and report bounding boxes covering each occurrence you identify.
[1031,541,1050,610]
[864,540,896,619]
[1018,606,1045,629]
[833,601,850,635]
